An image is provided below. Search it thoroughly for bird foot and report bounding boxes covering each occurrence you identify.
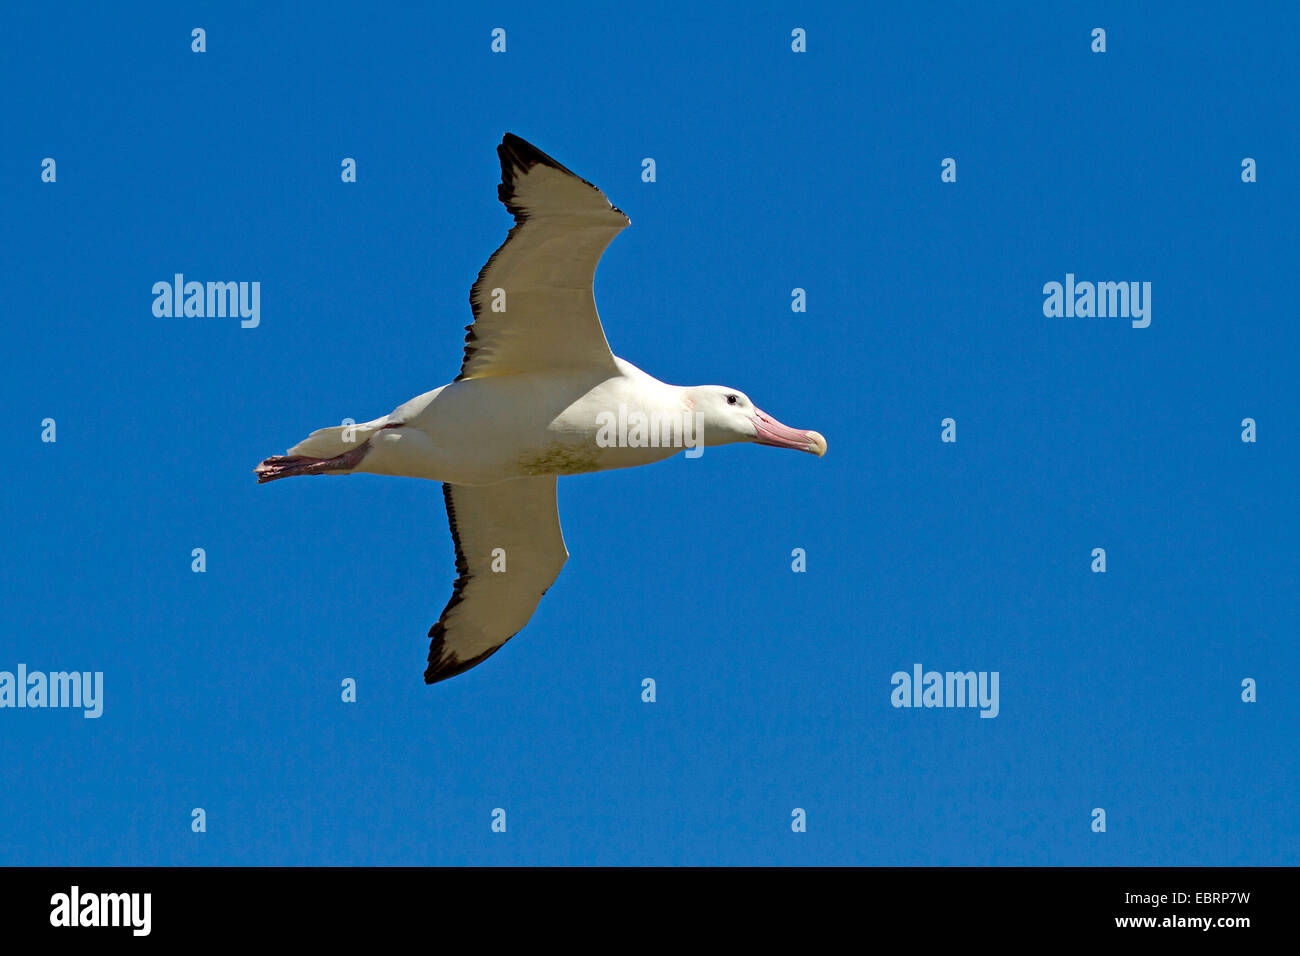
[255,443,370,483]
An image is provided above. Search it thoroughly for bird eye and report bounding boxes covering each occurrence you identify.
[726,394,738,405]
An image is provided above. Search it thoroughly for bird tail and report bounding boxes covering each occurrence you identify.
[286,416,388,458]
[254,416,390,483]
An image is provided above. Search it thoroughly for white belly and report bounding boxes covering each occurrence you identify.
[358,367,685,485]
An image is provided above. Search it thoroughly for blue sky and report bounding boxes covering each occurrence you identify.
[1,2,1295,865]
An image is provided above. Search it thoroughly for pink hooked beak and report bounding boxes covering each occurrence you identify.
[752,408,827,457]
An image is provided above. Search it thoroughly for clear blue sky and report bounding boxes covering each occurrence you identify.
[1,2,1295,866]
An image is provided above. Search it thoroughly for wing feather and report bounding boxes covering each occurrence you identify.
[456,134,628,381]
[425,477,568,684]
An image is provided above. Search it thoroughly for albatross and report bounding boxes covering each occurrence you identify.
[256,134,826,684]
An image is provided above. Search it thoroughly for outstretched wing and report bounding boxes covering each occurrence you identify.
[426,477,569,684]
[456,133,629,381]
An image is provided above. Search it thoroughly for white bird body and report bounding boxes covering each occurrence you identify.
[257,134,825,684]
[306,358,689,486]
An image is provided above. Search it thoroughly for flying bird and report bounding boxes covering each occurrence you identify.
[256,134,826,684]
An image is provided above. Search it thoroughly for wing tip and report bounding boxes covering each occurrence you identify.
[495,132,630,224]
[499,132,575,178]
[424,620,509,685]
[497,133,576,218]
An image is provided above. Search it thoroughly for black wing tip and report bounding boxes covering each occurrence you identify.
[496,132,618,220]
[424,622,509,685]
[499,132,576,178]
